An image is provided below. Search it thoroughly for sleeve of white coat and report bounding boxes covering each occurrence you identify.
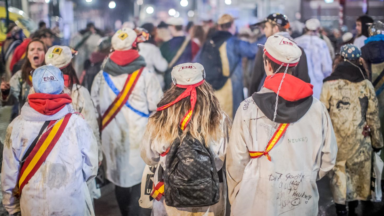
[90,72,103,117]
[226,106,251,204]
[321,41,333,78]
[78,87,102,163]
[144,71,163,112]
[208,114,230,171]
[152,47,168,73]
[140,135,161,167]
[76,117,98,182]
[317,104,338,180]
[1,121,21,214]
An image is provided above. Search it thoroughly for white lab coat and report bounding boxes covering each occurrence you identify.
[295,35,333,99]
[226,97,338,216]
[91,68,163,188]
[1,103,98,216]
[140,115,229,216]
[138,43,168,89]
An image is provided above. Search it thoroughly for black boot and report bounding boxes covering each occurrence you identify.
[348,201,358,216]
[336,204,348,216]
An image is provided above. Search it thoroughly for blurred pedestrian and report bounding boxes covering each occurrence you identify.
[290,12,305,38]
[195,14,259,119]
[1,23,24,82]
[361,20,384,185]
[190,25,206,47]
[45,46,103,203]
[321,44,383,216]
[156,21,172,45]
[227,35,337,216]
[295,18,332,99]
[2,65,98,216]
[320,27,336,59]
[82,37,111,91]
[160,17,199,90]
[249,13,310,95]
[71,22,103,78]
[141,63,230,216]
[139,23,168,89]
[38,21,46,30]
[1,39,47,117]
[91,28,162,216]
[354,15,374,49]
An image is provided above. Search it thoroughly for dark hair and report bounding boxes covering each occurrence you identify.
[219,22,233,31]
[191,25,206,45]
[33,29,53,40]
[356,15,374,37]
[186,21,194,33]
[174,25,183,31]
[87,22,95,29]
[61,63,79,89]
[263,54,294,74]
[206,26,218,40]
[38,21,46,28]
[158,21,168,29]
[269,22,287,32]
[21,39,47,82]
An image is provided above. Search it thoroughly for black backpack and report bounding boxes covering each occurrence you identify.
[195,33,232,90]
[164,135,220,207]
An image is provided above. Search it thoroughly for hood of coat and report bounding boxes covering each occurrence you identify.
[21,102,73,122]
[252,73,313,123]
[103,54,146,76]
[324,61,367,83]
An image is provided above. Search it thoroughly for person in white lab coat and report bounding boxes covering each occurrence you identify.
[91,28,163,216]
[226,35,338,216]
[295,18,333,99]
[2,65,98,216]
[353,15,374,49]
[139,23,168,89]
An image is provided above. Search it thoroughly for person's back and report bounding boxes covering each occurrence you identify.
[1,66,98,216]
[227,35,337,216]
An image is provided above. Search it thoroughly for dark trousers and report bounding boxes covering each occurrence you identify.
[115,183,151,216]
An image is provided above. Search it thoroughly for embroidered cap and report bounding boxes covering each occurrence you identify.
[45,46,74,69]
[368,21,384,36]
[112,28,137,51]
[171,63,205,85]
[264,34,302,67]
[305,18,321,31]
[340,44,361,60]
[32,65,64,95]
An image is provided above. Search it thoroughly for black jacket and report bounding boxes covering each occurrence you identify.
[248,47,310,95]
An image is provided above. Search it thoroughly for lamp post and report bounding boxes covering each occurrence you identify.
[5,0,9,27]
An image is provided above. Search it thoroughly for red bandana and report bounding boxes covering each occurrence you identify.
[63,75,77,88]
[28,93,72,115]
[157,80,205,130]
[110,49,140,66]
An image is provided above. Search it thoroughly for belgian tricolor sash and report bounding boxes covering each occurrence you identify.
[101,68,144,130]
[249,123,289,161]
[17,114,72,195]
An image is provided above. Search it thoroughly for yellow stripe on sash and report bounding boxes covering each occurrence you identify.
[266,123,288,152]
[19,118,64,187]
[102,70,140,127]
[180,110,193,131]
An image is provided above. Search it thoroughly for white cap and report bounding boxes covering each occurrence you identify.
[45,46,73,69]
[171,63,205,85]
[166,17,184,26]
[112,28,137,51]
[342,32,353,42]
[305,18,321,31]
[264,34,302,67]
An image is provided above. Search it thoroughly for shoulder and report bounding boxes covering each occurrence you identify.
[236,97,258,117]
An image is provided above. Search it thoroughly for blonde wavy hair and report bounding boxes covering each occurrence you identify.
[145,82,225,146]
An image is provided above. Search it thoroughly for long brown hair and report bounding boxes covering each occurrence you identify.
[191,25,206,45]
[145,82,226,147]
[61,63,79,90]
[21,39,47,82]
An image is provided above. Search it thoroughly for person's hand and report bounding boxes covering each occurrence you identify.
[362,124,371,137]
[1,81,10,91]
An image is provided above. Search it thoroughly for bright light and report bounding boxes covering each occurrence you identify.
[168,8,176,16]
[180,0,188,7]
[86,0,92,2]
[175,12,180,18]
[146,6,154,14]
[324,0,334,3]
[188,10,194,17]
[109,1,116,9]
[45,0,50,3]
[225,0,232,5]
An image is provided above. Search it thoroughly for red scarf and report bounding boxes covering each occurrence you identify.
[110,49,140,66]
[157,80,204,130]
[63,75,77,88]
[28,93,72,115]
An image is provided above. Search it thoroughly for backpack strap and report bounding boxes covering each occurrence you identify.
[168,37,190,69]
[249,123,289,161]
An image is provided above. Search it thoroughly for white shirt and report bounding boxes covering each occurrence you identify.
[353,35,367,49]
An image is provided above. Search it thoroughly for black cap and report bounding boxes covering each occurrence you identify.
[251,13,290,29]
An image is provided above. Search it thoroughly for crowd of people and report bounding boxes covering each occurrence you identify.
[0,11,383,216]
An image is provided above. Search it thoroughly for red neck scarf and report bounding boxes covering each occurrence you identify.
[110,49,140,66]
[28,93,72,115]
[157,80,204,130]
[63,75,77,88]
